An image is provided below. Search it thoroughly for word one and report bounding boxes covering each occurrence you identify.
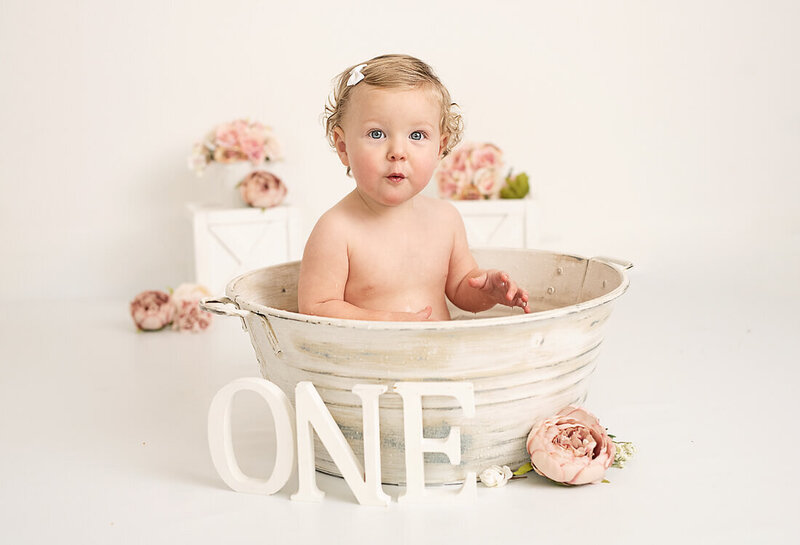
[208,378,476,506]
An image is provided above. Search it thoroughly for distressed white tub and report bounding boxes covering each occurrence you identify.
[203,248,631,485]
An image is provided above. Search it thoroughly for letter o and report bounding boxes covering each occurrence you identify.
[208,377,296,495]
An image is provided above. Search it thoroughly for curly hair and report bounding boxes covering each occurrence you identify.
[324,54,463,162]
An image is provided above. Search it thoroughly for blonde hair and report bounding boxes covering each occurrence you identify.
[324,54,463,160]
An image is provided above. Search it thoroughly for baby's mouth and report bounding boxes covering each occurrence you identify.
[387,173,405,183]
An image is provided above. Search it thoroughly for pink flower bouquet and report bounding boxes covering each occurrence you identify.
[129,284,213,333]
[189,119,282,175]
[436,142,529,200]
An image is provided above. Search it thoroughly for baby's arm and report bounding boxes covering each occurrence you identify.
[444,206,530,314]
[297,211,432,321]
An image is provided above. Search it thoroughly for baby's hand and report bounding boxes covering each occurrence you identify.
[387,306,432,321]
[468,270,530,313]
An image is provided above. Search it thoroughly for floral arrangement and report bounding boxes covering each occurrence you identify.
[479,406,634,488]
[238,170,287,209]
[189,119,282,176]
[436,142,530,200]
[130,283,213,333]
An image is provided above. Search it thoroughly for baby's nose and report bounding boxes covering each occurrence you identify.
[387,140,407,161]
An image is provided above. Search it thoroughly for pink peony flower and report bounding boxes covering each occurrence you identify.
[436,169,463,199]
[171,283,213,333]
[468,143,503,171]
[130,290,175,331]
[215,123,240,149]
[238,170,287,208]
[262,134,283,161]
[526,406,616,485]
[240,135,267,164]
[473,167,502,198]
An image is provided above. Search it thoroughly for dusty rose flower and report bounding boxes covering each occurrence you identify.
[239,170,287,208]
[468,143,503,171]
[171,283,213,333]
[436,169,463,199]
[240,135,266,163]
[262,134,283,161]
[130,290,174,331]
[215,123,240,149]
[473,167,502,198]
[526,406,616,485]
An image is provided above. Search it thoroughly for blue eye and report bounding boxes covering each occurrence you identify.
[369,130,384,139]
[410,131,424,141]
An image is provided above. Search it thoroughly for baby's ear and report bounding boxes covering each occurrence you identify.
[333,127,350,167]
[439,133,450,158]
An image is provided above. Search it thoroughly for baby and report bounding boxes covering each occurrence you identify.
[297,54,530,321]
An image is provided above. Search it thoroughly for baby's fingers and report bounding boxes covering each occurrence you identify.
[504,278,520,302]
[515,291,531,313]
[415,306,433,320]
[468,273,489,290]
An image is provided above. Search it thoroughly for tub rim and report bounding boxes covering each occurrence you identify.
[221,249,631,331]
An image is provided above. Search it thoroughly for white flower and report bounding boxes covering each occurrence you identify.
[612,441,636,469]
[479,465,513,488]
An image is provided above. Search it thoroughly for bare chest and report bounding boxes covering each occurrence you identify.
[345,223,452,299]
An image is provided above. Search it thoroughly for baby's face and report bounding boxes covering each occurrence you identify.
[334,85,445,208]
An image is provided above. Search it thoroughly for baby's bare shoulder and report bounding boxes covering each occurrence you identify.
[417,195,463,227]
[311,194,361,234]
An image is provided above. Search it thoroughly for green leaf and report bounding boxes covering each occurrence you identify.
[500,171,530,199]
[513,462,533,476]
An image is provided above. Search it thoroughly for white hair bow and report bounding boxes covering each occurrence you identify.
[346,64,367,86]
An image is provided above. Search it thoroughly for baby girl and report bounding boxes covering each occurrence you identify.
[297,54,530,321]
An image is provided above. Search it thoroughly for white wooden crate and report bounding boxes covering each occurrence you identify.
[450,199,538,249]
[188,204,302,295]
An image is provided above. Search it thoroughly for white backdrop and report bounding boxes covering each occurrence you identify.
[1,0,798,300]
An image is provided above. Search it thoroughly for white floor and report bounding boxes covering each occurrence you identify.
[1,246,798,544]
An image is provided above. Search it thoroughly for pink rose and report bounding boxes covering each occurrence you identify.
[473,167,502,198]
[468,143,503,171]
[262,134,283,161]
[238,170,287,208]
[171,283,213,333]
[526,406,616,485]
[240,135,266,164]
[214,123,239,149]
[436,169,463,199]
[130,290,174,331]
[448,145,472,172]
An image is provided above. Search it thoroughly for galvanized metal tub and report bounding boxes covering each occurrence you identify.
[203,248,631,485]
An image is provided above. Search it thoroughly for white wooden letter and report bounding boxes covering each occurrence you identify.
[208,377,296,495]
[394,382,477,503]
[291,382,390,506]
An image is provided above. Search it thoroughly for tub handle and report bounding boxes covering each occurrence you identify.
[200,296,252,319]
[592,256,633,270]
[200,297,282,357]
